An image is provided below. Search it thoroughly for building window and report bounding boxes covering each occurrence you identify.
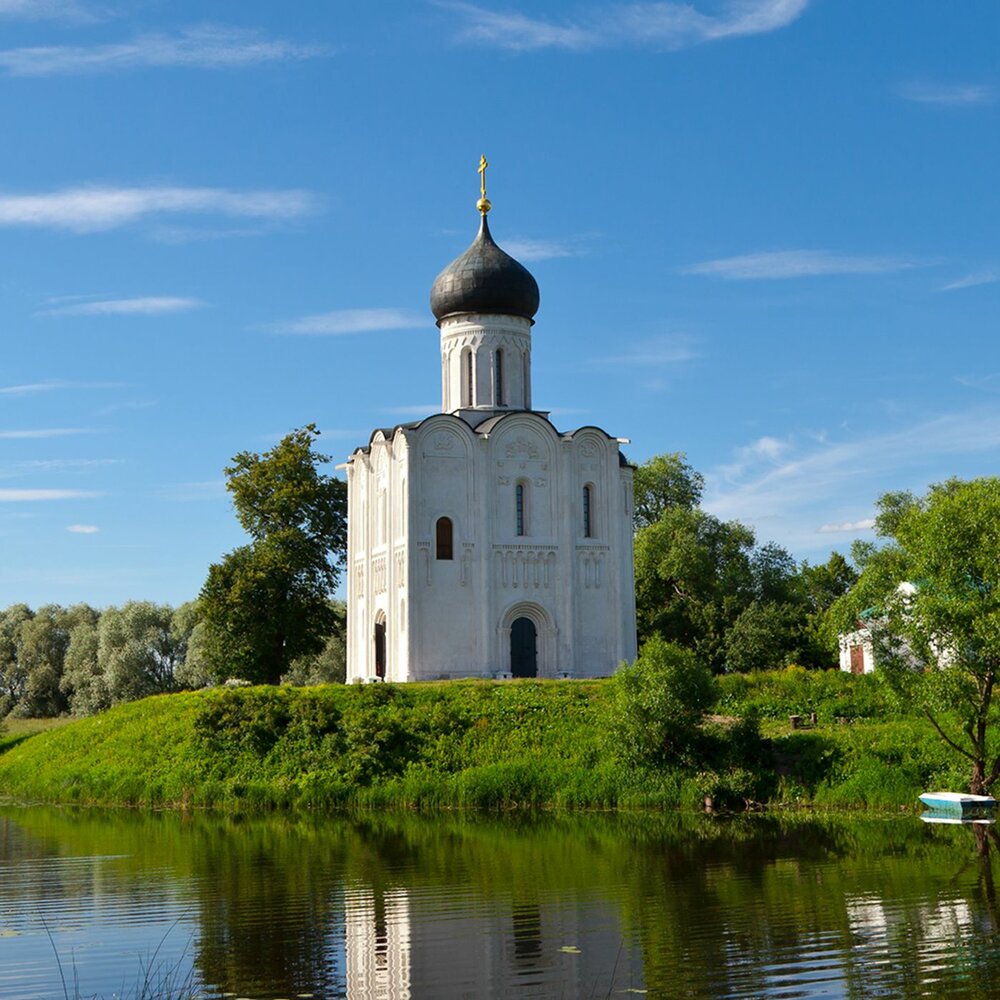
[495,348,505,406]
[462,349,474,407]
[516,482,527,537]
[436,517,453,560]
[583,484,593,538]
[522,352,530,409]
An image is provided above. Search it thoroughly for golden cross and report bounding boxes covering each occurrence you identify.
[478,154,488,199]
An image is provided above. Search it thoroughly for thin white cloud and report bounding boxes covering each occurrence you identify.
[703,405,1000,552]
[0,0,98,21]
[66,523,99,533]
[0,428,93,439]
[0,185,317,233]
[0,379,122,396]
[956,373,1000,395]
[0,489,100,501]
[42,296,203,316]
[443,0,809,51]
[818,518,875,534]
[271,308,425,335]
[682,249,925,280]
[503,235,590,261]
[443,2,596,50]
[20,458,122,469]
[599,334,700,366]
[898,81,994,106]
[0,25,325,76]
[941,269,1000,292]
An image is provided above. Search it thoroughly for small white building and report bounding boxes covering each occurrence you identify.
[344,181,637,682]
[839,582,921,674]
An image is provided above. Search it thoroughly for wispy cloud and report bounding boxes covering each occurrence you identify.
[443,0,809,52]
[898,81,994,106]
[942,269,1000,292]
[0,488,100,501]
[271,308,425,335]
[0,25,325,76]
[503,235,591,261]
[66,523,99,533]
[682,249,925,280]
[41,296,203,316]
[0,0,99,21]
[0,427,94,439]
[703,405,1000,552]
[0,379,122,396]
[598,333,700,366]
[19,458,122,470]
[817,518,875,534]
[0,185,317,233]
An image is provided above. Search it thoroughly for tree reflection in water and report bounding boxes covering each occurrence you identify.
[2,807,1000,999]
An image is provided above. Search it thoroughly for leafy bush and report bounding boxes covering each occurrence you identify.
[609,637,715,768]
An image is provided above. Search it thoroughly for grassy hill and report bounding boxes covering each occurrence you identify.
[0,673,971,811]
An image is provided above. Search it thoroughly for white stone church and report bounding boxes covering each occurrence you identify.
[344,176,637,682]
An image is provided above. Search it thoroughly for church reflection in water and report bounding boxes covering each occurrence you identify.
[342,884,643,999]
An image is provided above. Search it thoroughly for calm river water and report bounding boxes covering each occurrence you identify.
[1,804,999,999]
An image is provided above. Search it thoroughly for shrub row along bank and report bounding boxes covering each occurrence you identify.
[0,672,968,812]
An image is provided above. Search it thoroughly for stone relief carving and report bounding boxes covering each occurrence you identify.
[505,437,540,460]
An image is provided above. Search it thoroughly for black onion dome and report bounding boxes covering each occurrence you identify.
[430,214,540,323]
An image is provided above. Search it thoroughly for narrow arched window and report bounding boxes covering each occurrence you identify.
[582,485,593,538]
[495,348,505,406]
[463,349,474,407]
[436,517,453,560]
[522,351,530,409]
[515,483,527,537]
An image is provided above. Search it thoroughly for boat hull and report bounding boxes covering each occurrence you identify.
[919,791,998,815]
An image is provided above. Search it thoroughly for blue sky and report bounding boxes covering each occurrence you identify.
[1,0,998,608]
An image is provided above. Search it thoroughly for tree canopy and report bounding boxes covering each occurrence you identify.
[833,477,1000,793]
[632,453,853,672]
[198,425,348,685]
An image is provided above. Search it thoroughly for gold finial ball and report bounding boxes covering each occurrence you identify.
[477,197,492,214]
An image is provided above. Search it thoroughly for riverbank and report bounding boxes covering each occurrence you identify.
[0,674,968,811]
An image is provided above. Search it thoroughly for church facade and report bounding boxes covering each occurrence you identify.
[344,173,637,682]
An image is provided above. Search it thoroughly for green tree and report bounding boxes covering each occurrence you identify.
[283,601,348,685]
[0,603,34,715]
[835,478,1000,794]
[199,426,348,685]
[60,611,105,716]
[632,452,704,530]
[633,505,756,670]
[17,604,95,717]
[724,601,805,672]
[609,636,716,767]
[98,601,180,704]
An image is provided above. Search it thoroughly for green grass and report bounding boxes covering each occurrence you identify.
[0,673,976,812]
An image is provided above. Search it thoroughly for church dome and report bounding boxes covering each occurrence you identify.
[430,214,540,323]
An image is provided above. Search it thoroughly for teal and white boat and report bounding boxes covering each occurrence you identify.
[918,791,998,815]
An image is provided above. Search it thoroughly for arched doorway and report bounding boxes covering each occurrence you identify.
[510,617,537,678]
[373,616,387,679]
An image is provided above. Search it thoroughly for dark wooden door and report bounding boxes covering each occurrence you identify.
[510,617,537,678]
[850,644,864,675]
[374,620,386,679]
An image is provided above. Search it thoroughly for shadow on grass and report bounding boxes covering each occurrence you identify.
[771,732,842,797]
